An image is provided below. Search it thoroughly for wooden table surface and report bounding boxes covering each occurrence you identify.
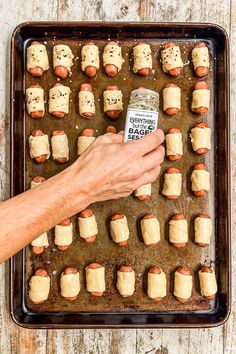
[0,1,235,353]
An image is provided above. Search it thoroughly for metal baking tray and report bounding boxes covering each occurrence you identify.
[10,22,230,328]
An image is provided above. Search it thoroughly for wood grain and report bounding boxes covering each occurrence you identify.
[0,0,235,353]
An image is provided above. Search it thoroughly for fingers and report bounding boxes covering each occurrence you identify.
[142,145,165,171]
[133,165,161,189]
[94,132,124,145]
[128,129,164,156]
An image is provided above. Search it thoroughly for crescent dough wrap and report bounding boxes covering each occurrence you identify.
[110,216,129,243]
[81,45,100,71]
[141,217,160,245]
[199,270,217,296]
[49,85,71,114]
[31,180,43,189]
[174,271,192,299]
[162,173,182,196]
[147,271,167,299]
[133,43,152,73]
[53,45,74,72]
[117,270,135,296]
[78,215,98,239]
[77,136,96,155]
[29,134,50,159]
[190,127,211,151]
[166,133,183,156]
[191,170,210,192]
[31,232,49,247]
[192,47,210,70]
[55,224,73,246]
[26,87,45,114]
[29,275,50,302]
[161,46,183,72]
[103,90,123,112]
[79,91,95,116]
[27,44,49,71]
[163,87,181,110]
[191,89,210,110]
[86,266,105,293]
[194,217,212,244]
[169,220,188,243]
[134,183,151,197]
[60,272,80,298]
[51,134,69,161]
[103,44,124,71]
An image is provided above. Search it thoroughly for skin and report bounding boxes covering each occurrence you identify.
[196,214,210,247]
[88,263,104,296]
[142,214,158,247]
[105,86,122,120]
[135,42,151,76]
[171,214,186,248]
[106,125,117,134]
[56,218,72,251]
[62,267,78,300]
[193,163,207,197]
[166,128,182,161]
[164,84,180,115]
[193,81,209,115]
[194,122,209,155]
[163,42,182,76]
[83,41,97,77]
[31,129,47,164]
[104,41,119,77]
[165,167,180,200]
[52,130,68,164]
[50,83,66,118]
[149,266,163,301]
[194,43,209,77]
[200,266,215,299]
[175,266,191,303]
[111,214,128,246]
[81,128,95,137]
[28,41,45,77]
[32,269,48,304]
[80,83,95,118]
[118,265,133,297]
[0,129,164,263]
[79,208,96,243]
[28,84,44,118]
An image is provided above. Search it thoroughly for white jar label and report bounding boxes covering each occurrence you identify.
[124,109,159,142]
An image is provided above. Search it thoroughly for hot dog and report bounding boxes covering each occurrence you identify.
[134,183,151,201]
[26,84,45,118]
[79,83,95,118]
[29,269,50,304]
[162,167,182,200]
[133,42,152,76]
[51,130,69,163]
[77,128,96,156]
[191,81,210,115]
[86,263,105,296]
[161,42,183,76]
[199,266,217,299]
[78,208,98,243]
[191,163,210,197]
[110,214,129,247]
[53,44,74,79]
[165,128,183,161]
[116,265,135,297]
[141,214,160,247]
[31,231,49,255]
[147,266,167,302]
[190,122,211,155]
[103,86,123,120]
[30,176,46,189]
[29,129,50,163]
[55,218,73,251]
[81,41,100,77]
[60,267,80,300]
[105,125,117,134]
[163,84,181,115]
[174,266,192,303]
[194,214,212,247]
[169,214,188,248]
[103,41,124,77]
[49,83,71,118]
[192,43,209,77]
[27,41,49,77]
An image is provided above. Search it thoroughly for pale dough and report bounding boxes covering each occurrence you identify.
[27,43,49,71]
[169,219,188,243]
[117,270,135,296]
[81,44,100,71]
[133,43,152,73]
[103,90,123,112]
[163,86,181,111]
[49,85,71,114]
[78,215,98,239]
[141,217,160,245]
[51,134,69,161]
[86,266,105,293]
[60,272,80,298]
[199,270,217,296]
[147,271,167,299]
[53,44,74,72]
[134,183,151,197]
[26,87,45,114]
[103,44,124,71]
[77,136,96,155]
[162,173,182,196]
[190,127,211,151]
[165,132,183,156]
[191,170,210,192]
[194,217,212,244]
[192,46,210,70]
[110,216,129,243]
[79,90,95,116]
[29,275,50,302]
[174,271,192,299]
[29,134,50,159]
[161,46,183,72]
[191,89,210,110]
[31,232,49,247]
[55,224,73,246]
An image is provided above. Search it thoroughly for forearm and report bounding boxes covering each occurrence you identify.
[0,164,91,262]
